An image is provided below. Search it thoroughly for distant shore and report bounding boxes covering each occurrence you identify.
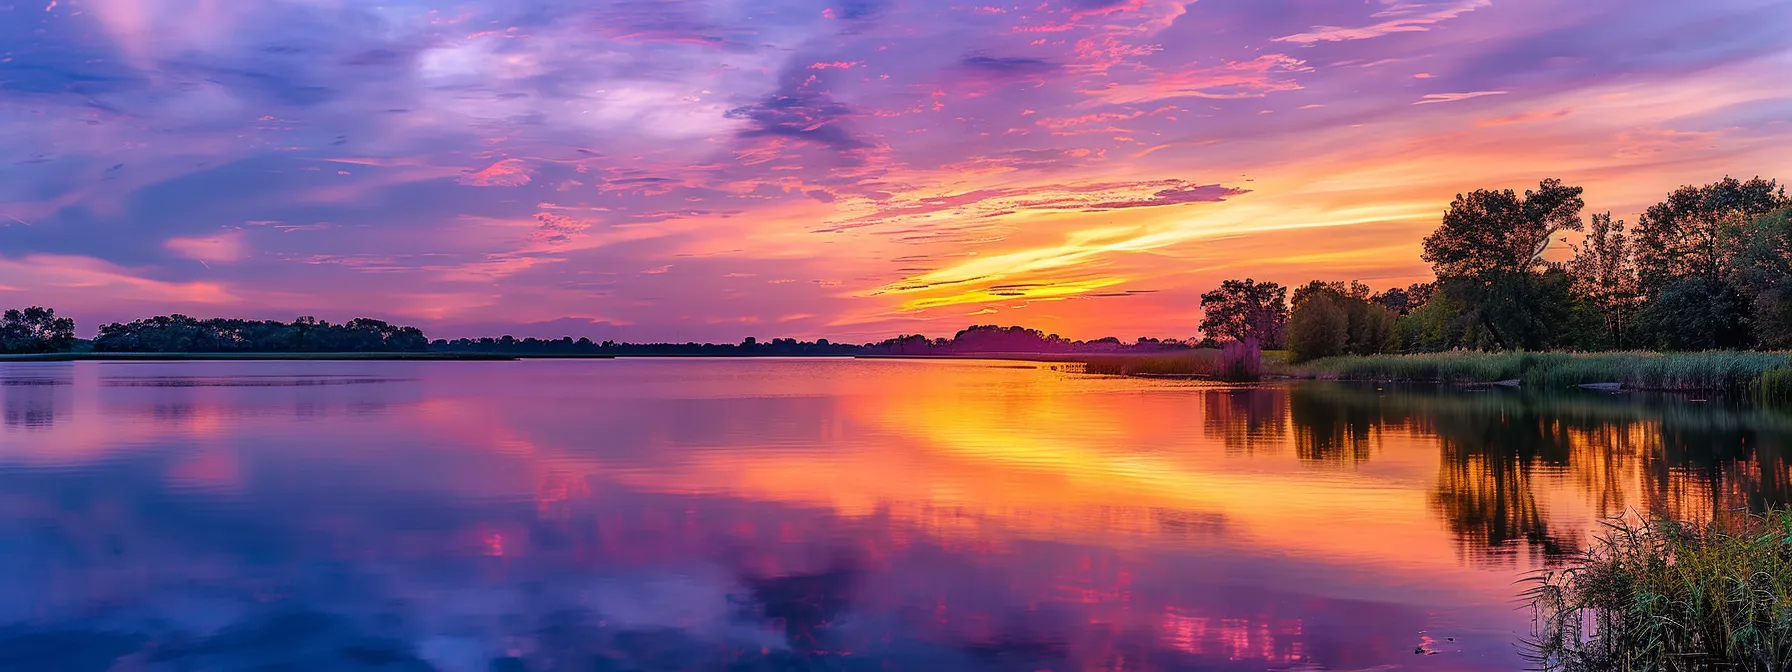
[0,352,524,362]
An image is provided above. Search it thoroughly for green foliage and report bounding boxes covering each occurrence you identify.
[1569,212,1641,348]
[93,315,429,353]
[1633,279,1750,351]
[1199,278,1288,349]
[1634,176,1787,293]
[1287,283,1398,363]
[1423,178,1586,279]
[1298,350,1792,392]
[1525,510,1792,671]
[1731,208,1792,348]
[1288,294,1349,362]
[0,306,76,354]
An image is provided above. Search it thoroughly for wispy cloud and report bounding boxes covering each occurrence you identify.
[1413,91,1509,105]
[1274,0,1491,43]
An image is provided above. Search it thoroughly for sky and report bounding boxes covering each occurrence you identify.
[1,0,1789,342]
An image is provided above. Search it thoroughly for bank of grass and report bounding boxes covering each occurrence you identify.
[1295,351,1792,393]
[1525,510,1792,671]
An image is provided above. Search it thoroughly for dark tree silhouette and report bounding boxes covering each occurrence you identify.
[1568,212,1639,348]
[1199,278,1288,348]
[1423,178,1585,279]
[0,306,76,353]
[1418,179,1587,350]
[1633,176,1787,293]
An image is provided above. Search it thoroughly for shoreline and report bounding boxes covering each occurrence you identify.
[0,352,523,362]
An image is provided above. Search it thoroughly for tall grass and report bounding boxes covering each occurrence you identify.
[1218,339,1262,382]
[1077,350,1220,376]
[1525,510,1792,671]
[1760,367,1792,406]
[1297,351,1792,392]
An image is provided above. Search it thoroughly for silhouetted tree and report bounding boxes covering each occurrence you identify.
[0,306,76,353]
[1419,179,1586,350]
[1568,212,1640,349]
[1199,278,1288,348]
[1634,176,1787,293]
[1731,208,1792,348]
[1629,177,1786,350]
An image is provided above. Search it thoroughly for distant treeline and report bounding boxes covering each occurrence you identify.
[1197,175,1792,363]
[0,312,1188,357]
[429,325,1189,356]
[92,315,430,353]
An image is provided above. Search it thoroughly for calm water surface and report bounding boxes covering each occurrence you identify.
[3,358,1788,671]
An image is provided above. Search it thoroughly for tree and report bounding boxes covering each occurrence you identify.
[1628,177,1785,350]
[0,306,76,353]
[1568,212,1639,349]
[1631,278,1749,351]
[1729,207,1792,347]
[1419,179,1586,350]
[1422,178,1585,279]
[1371,282,1434,316]
[1287,293,1349,362]
[1634,176,1787,293]
[1199,279,1288,348]
[1288,283,1399,362]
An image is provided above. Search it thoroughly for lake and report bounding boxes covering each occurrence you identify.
[2,358,1785,671]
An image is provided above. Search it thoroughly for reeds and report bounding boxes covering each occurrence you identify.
[1218,339,1262,382]
[1524,510,1792,671]
[1077,350,1221,376]
[1297,351,1792,392]
[1760,367,1792,406]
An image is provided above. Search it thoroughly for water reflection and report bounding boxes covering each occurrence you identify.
[3,365,70,430]
[5,360,1792,670]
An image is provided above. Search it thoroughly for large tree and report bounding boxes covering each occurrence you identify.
[0,306,76,354]
[1419,179,1586,350]
[1729,207,1792,348]
[1423,178,1585,279]
[1199,278,1288,348]
[1633,176,1787,293]
[1568,212,1639,349]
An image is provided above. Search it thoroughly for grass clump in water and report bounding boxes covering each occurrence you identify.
[1077,350,1220,376]
[1525,510,1792,671]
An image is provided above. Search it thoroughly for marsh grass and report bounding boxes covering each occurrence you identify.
[1297,351,1792,392]
[1524,510,1792,671]
[1077,350,1221,376]
[1760,367,1792,406]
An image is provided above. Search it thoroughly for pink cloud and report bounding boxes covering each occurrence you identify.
[1274,0,1489,43]
[165,232,247,264]
[458,159,536,187]
[1414,91,1509,105]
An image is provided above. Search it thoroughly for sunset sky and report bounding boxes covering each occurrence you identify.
[2,0,1789,342]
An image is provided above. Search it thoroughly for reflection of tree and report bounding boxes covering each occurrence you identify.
[1201,389,1287,455]
[1288,387,1378,463]
[1295,383,1792,566]
[2,368,71,430]
[745,556,859,654]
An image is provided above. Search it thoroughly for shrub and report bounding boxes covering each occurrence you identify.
[1288,294,1348,363]
[1525,510,1792,671]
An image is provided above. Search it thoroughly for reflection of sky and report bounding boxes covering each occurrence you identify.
[2,0,1790,341]
[4,359,1787,670]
